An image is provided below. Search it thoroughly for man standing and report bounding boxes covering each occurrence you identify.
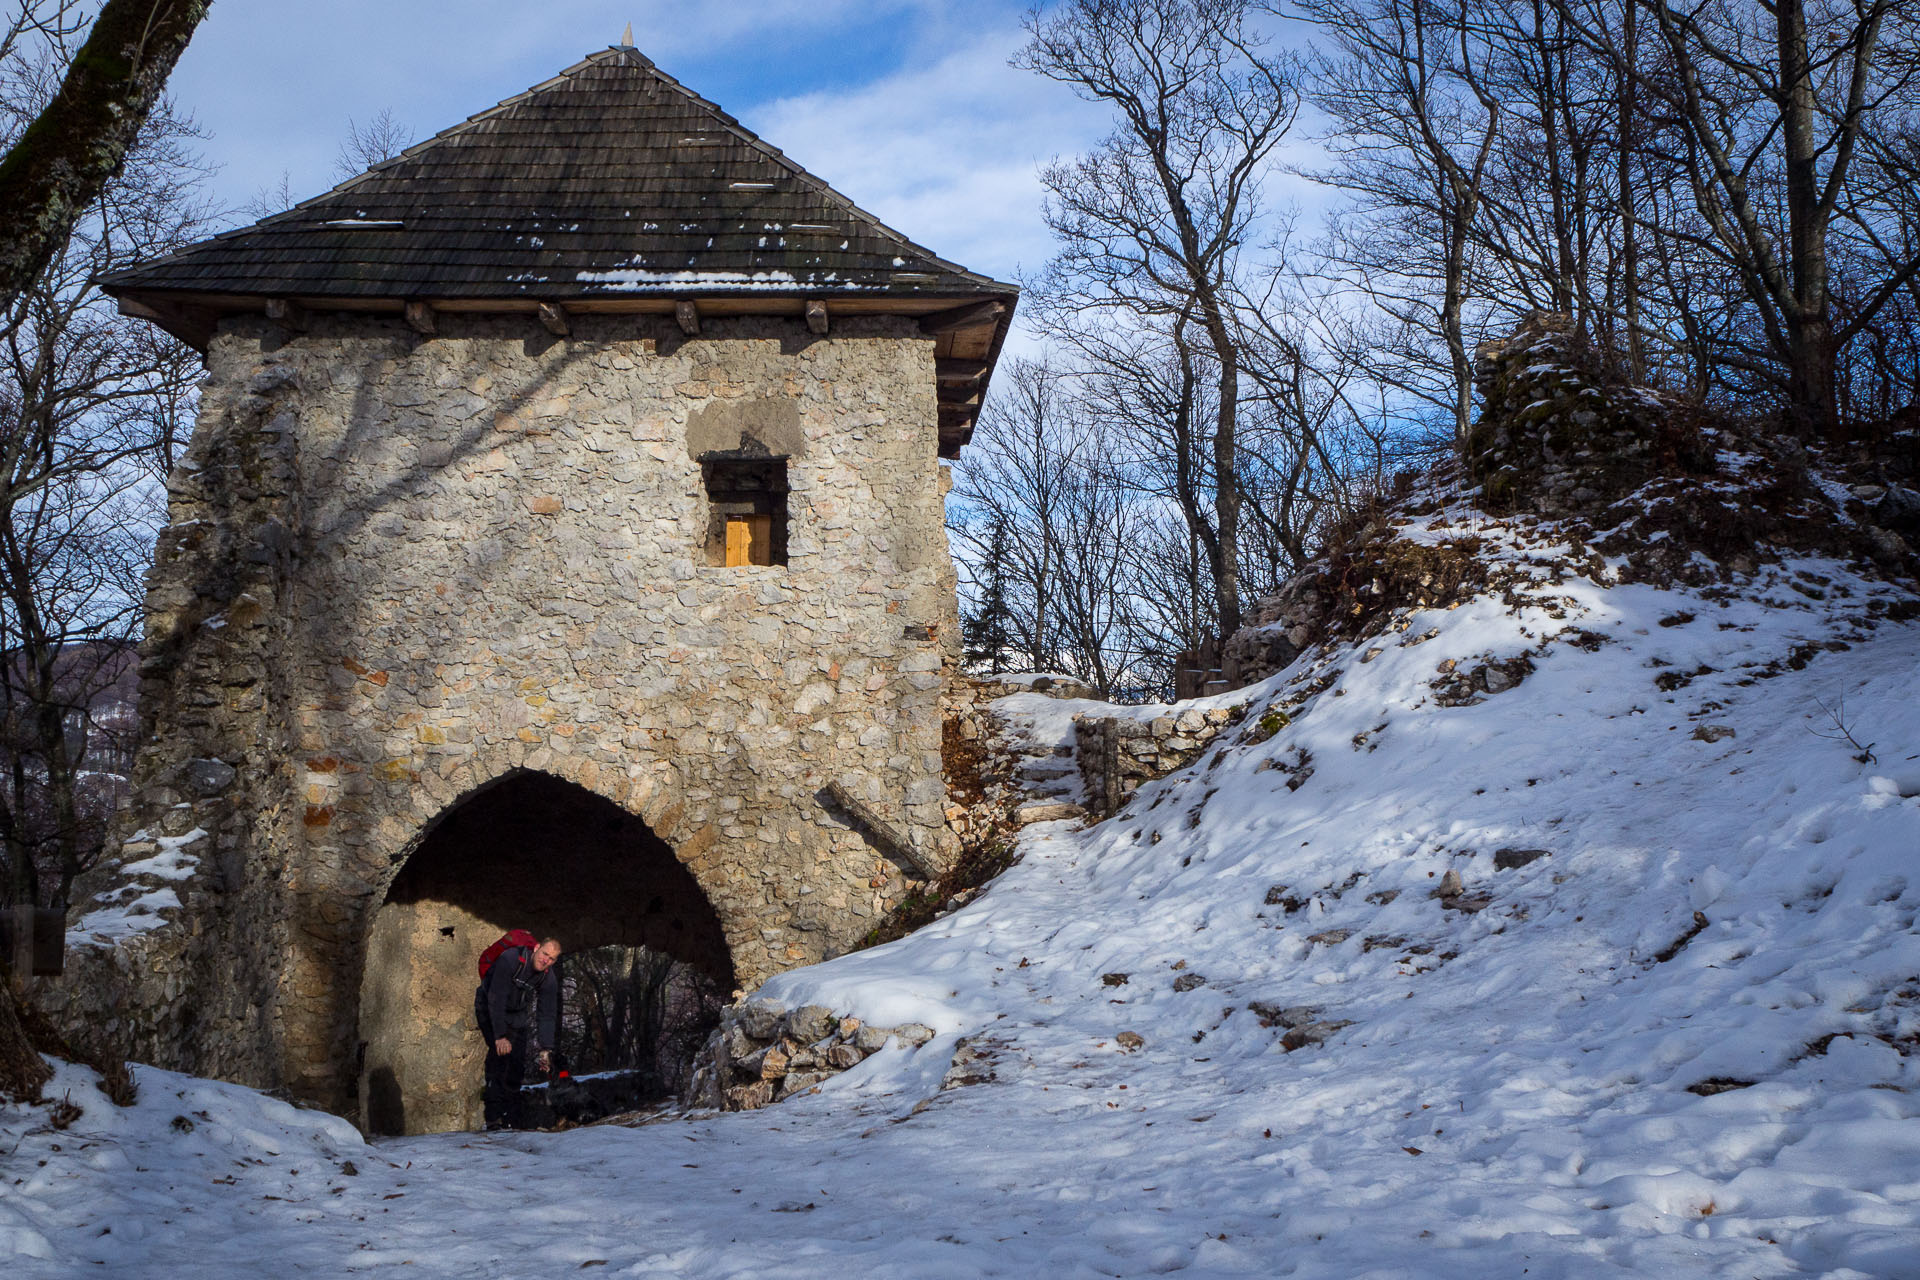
[478,936,562,1130]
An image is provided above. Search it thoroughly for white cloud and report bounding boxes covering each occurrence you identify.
[168,1,1104,304]
[742,30,1109,287]
[172,3,1094,250]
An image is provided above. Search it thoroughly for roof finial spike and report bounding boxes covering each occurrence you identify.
[620,22,633,47]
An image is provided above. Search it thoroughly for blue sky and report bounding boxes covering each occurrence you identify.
[165,0,1110,288]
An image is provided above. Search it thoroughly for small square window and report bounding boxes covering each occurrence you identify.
[702,456,788,567]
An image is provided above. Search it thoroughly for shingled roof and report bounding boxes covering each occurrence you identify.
[103,45,1016,454]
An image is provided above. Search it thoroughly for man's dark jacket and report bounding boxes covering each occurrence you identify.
[476,946,558,1050]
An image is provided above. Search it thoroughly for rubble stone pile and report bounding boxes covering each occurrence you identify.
[687,1000,936,1111]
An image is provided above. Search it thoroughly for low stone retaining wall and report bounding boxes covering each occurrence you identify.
[1072,706,1240,818]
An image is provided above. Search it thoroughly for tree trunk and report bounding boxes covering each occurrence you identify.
[0,0,213,309]
[0,967,52,1102]
[1209,347,1244,637]
[1776,0,1838,438]
[1786,311,1839,439]
[36,699,86,908]
[1533,0,1576,317]
[1443,226,1474,443]
[5,752,35,909]
[1169,320,1227,638]
[1619,0,1644,381]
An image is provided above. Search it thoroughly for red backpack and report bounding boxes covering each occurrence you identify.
[477,929,539,980]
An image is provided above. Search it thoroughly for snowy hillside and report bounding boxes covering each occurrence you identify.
[6,497,1920,1277]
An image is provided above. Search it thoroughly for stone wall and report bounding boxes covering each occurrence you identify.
[688,997,1011,1111]
[1072,707,1238,818]
[42,311,962,1131]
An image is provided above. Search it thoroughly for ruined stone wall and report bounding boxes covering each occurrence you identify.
[1072,707,1238,818]
[44,311,960,1123]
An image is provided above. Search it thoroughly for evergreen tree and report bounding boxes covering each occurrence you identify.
[962,517,1015,674]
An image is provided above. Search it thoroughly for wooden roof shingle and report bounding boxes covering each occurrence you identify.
[103,45,1017,453]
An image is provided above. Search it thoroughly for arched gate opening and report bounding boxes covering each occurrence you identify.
[357,769,734,1135]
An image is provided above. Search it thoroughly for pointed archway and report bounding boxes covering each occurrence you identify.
[357,769,734,1135]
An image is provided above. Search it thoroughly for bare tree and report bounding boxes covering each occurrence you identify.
[558,945,725,1094]
[951,359,1079,676]
[1299,0,1503,441]
[1043,306,1226,653]
[1018,0,1298,636]
[0,51,208,910]
[333,106,411,181]
[962,0,1920,710]
[1232,267,1399,579]
[1576,0,1920,437]
[952,353,1175,695]
[237,167,293,221]
[0,0,211,308]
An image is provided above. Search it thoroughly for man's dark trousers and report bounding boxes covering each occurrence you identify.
[484,1030,531,1129]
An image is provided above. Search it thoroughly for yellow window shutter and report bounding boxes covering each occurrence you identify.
[724,514,775,566]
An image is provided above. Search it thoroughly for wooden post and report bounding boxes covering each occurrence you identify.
[8,906,28,982]
[1100,721,1121,819]
[404,300,437,335]
[675,299,701,336]
[821,782,936,880]
[0,907,62,976]
[805,298,828,336]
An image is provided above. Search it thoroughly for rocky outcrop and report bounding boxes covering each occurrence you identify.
[1221,314,1918,691]
[1223,521,1495,690]
[1465,311,1713,517]
[1464,311,1913,584]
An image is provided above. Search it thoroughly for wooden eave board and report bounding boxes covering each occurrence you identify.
[117,286,1010,458]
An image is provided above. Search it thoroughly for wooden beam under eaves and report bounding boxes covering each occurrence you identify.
[920,299,1005,335]
[264,298,307,332]
[806,298,829,336]
[675,299,700,336]
[114,294,217,350]
[935,358,989,384]
[537,302,570,336]
[404,300,437,335]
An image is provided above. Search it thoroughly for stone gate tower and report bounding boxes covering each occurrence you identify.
[49,45,1015,1134]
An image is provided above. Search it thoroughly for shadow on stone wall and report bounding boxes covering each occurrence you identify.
[357,768,735,1134]
[364,1064,405,1135]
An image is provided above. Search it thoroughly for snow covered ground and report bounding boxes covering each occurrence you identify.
[6,512,1920,1278]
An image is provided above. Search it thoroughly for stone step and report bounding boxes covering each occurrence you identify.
[1013,800,1088,826]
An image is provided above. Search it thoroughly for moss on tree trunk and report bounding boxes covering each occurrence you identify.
[0,0,211,307]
